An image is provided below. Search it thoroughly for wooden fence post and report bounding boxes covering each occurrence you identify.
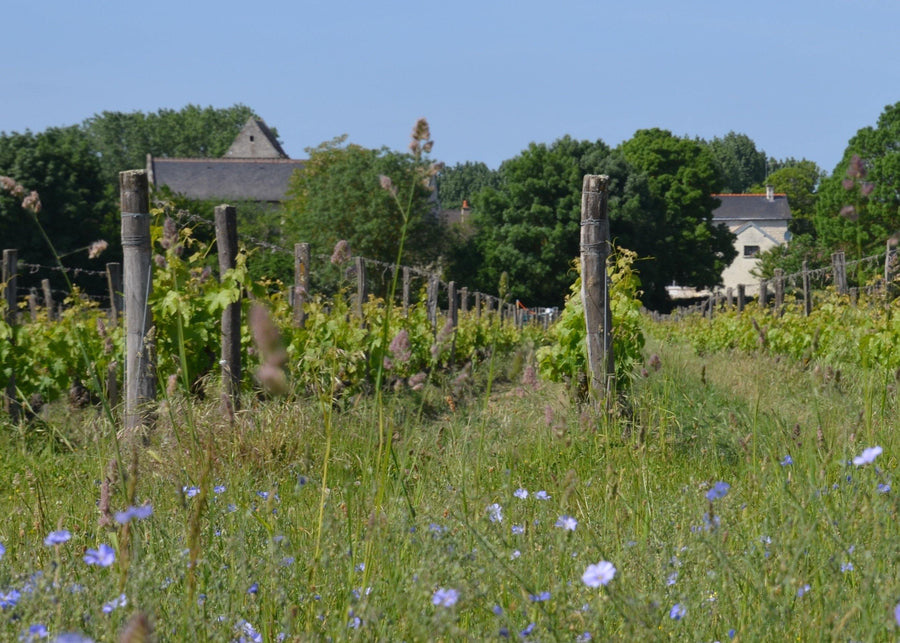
[355,256,367,327]
[774,269,784,315]
[802,260,812,316]
[41,279,54,321]
[758,279,768,311]
[726,287,733,309]
[474,292,482,318]
[402,267,411,316]
[448,281,458,329]
[460,286,468,314]
[886,240,897,296]
[832,251,848,294]
[737,284,745,312]
[106,262,123,326]
[27,289,38,321]
[215,205,241,411]
[427,274,439,333]
[293,243,310,328]
[3,249,19,422]
[849,287,859,307]
[120,170,156,438]
[580,175,614,400]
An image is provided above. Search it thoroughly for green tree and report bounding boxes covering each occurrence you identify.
[83,104,259,186]
[0,126,114,290]
[470,136,610,305]
[436,161,500,210]
[814,101,900,258]
[617,128,736,308]
[704,131,767,193]
[749,159,824,235]
[281,136,444,274]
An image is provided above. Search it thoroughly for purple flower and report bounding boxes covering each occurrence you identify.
[114,504,153,524]
[22,623,49,640]
[669,603,686,620]
[44,530,71,546]
[780,455,793,466]
[582,561,616,587]
[83,544,115,567]
[432,587,459,607]
[214,485,226,494]
[102,594,127,614]
[520,622,536,638]
[512,525,524,535]
[894,601,900,626]
[534,490,550,500]
[841,562,854,573]
[853,446,882,466]
[247,583,259,594]
[529,591,551,602]
[514,488,528,499]
[487,503,503,523]
[878,483,891,494]
[1,589,22,608]
[555,515,578,531]
[797,584,811,597]
[0,542,5,559]
[183,486,200,498]
[706,481,730,501]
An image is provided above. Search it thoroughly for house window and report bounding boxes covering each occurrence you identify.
[743,245,760,258]
[249,135,255,142]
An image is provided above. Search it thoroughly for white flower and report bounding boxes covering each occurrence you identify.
[852,446,882,466]
[582,561,616,588]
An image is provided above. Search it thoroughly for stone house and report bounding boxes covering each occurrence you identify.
[146,118,305,203]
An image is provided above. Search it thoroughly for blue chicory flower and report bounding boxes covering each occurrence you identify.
[706,482,730,501]
[514,488,528,499]
[781,455,793,466]
[555,515,578,531]
[853,446,882,466]
[487,503,503,523]
[44,530,71,546]
[432,587,459,607]
[670,603,686,620]
[83,544,115,567]
[114,504,153,525]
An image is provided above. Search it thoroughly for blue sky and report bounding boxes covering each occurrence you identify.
[3,0,898,175]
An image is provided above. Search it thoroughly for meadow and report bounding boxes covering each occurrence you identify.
[2,313,899,641]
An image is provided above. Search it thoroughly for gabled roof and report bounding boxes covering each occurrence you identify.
[148,156,305,202]
[225,118,288,159]
[732,222,782,246]
[712,193,792,222]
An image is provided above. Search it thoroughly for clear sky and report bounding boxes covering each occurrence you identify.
[3,0,898,175]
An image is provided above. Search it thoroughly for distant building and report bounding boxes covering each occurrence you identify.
[146,118,305,203]
[666,187,792,299]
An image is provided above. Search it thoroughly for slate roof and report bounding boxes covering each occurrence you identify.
[147,156,305,202]
[712,193,792,223]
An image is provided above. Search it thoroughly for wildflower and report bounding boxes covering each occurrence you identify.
[247,583,259,594]
[512,525,524,535]
[582,561,616,588]
[1,589,22,608]
[114,504,153,524]
[83,544,115,567]
[878,483,891,493]
[667,572,678,586]
[44,530,71,546]
[492,605,503,616]
[529,591,551,602]
[87,240,108,259]
[555,515,578,531]
[214,485,226,494]
[330,239,351,265]
[534,490,550,500]
[520,622,536,638]
[669,603,686,620]
[702,512,721,530]
[348,616,362,629]
[510,550,521,559]
[894,601,900,626]
[0,542,5,559]
[388,330,412,364]
[853,446,882,466]
[183,486,200,498]
[841,562,854,572]
[408,372,427,391]
[780,455,793,466]
[21,623,49,640]
[428,523,445,534]
[706,481,730,501]
[797,584,811,597]
[514,488,528,499]
[378,174,398,197]
[576,633,592,642]
[22,190,41,214]
[432,588,459,607]
[487,503,503,523]
[237,620,263,643]
[102,594,127,614]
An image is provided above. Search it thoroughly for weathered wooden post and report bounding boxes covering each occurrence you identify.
[106,262,123,326]
[41,279,54,321]
[120,170,156,438]
[427,274,439,333]
[460,286,468,314]
[737,284,746,312]
[3,249,19,422]
[774,269,784,315]
[726,287,733,309]
[802,260,812,317]
[886,240,897,297]
[293,243,310,328]
[580,175,614,400]
[215,205,241,410]
[474,292,482,318]
[27,289,38,321]
[707,294,715,320]
[832,251,848,295]
[849,287,859,307]
[447,281,458,329]
[355,256,367,327]
[402,267,411,316]
[759,279,768,311]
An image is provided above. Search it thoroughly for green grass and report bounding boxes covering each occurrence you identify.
[1,332,899,641]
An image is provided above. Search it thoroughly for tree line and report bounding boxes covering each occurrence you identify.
[2,102,898,310]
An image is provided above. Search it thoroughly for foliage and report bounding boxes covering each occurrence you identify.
[82,104,259,186]
[537,248,645,392]
[613,129,736,308]
[281,136,446,270]
[703,131,768,193]
[470,136,610,306]
[814,101,900,258]
[748,159,824,235]
[0,127,114,290]
[436,161,500,210]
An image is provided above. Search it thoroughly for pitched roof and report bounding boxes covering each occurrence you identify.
[147,156,305,202]
[712,193,792,222]
[225,118,288,159]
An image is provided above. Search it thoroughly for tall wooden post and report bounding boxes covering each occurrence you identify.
[886,240,897,296]
[448,281,458,329]
[402,267,411,316]
[474,292,482,318]
[120,170,156,437]
[3,249,19,422]
[832,251,848,295]
[355,256,367,327]
[460,287,468,314]
[106,262,123,326]
[41,279,54,321]
[802,260,812,317]
[427,274,439,333]
[215,205,241,410]
[737,284,745,312]
[293,243,310,328]
[580,175,614,399]
[726,287,733,309]
[774,269,784,315]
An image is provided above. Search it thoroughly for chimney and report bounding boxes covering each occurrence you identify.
[461,199,471,223]
[766,185,774,202]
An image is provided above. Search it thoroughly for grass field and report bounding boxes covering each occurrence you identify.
[1,329,899,641]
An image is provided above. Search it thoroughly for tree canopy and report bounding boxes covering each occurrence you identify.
[704,131,768,193]
[436,161,500,211]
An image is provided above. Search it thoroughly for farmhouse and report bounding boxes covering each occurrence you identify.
[146,118,305,203]
[713,187,792,294]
